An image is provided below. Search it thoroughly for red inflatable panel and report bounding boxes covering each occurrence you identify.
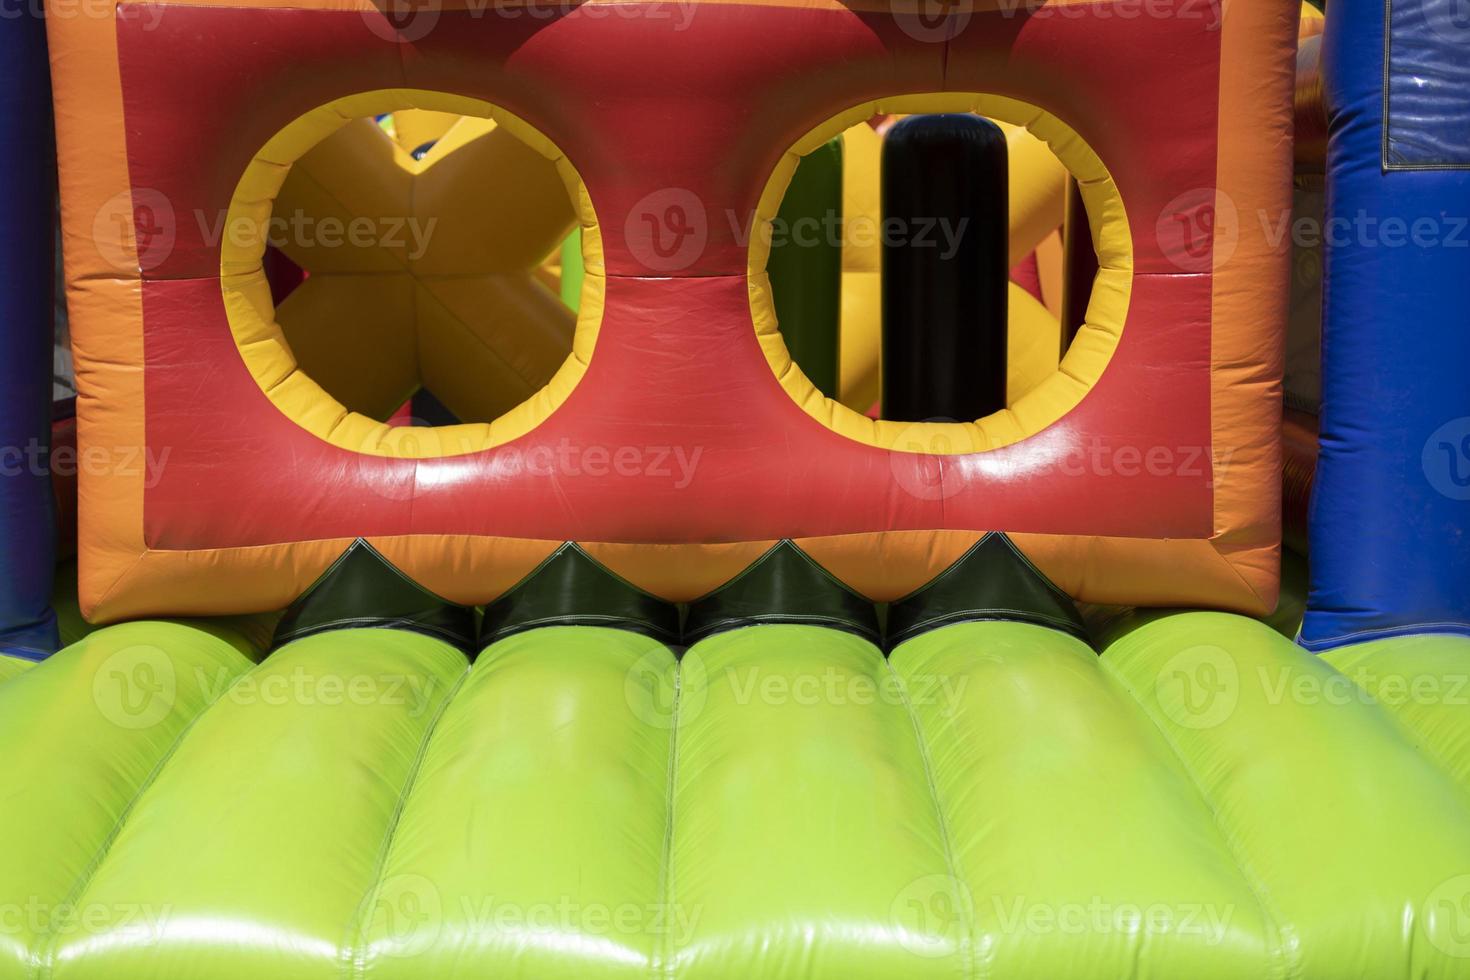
[50,0,1298,618]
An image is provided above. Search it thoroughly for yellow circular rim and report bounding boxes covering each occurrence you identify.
[749,92,1133,455]
[220,89,605,460]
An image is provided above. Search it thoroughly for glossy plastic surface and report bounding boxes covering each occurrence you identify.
[2,617,1468,977]
[882,114,1008,422]
[0,11,58,658]
[50,0,1295,620]
[1305,0,1470,648]
[0,654,34,684]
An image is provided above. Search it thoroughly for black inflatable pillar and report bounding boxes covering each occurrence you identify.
[881,114,1008,422]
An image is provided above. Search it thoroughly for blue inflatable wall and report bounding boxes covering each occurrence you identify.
[0,12,58,659]
[1305,0,1470,649]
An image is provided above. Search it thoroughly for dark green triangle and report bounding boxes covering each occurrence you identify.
[885,532,1088,650]
[272,539,477,655]
[683,540,880,645]
[479,543,679,650]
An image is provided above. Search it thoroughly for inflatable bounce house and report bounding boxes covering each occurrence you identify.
[3,0,1470,972]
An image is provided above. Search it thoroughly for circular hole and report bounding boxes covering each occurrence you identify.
[222,90,597,459]
[753,94,1128,455]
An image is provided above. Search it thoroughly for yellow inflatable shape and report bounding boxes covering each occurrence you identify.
[259,105,578,427]
[836,116,1068,412]
[837,121,883,412]
[1006,281,1062,404]
[385,109,460,156]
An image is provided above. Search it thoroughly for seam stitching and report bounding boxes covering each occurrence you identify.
[883,656,978,980]
[31,658,256,980]
[1097,655,1297,980]
[650,662,683,980]
[1326,656,1470,815]
[342,664,472,980]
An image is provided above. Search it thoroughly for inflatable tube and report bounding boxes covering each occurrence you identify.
[4,611,1469,976]
[1304,0,1470,649]
[0,13,58,660]
[881,114,1008,422]
[0,654,33,684]
[837,119,1067,412]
